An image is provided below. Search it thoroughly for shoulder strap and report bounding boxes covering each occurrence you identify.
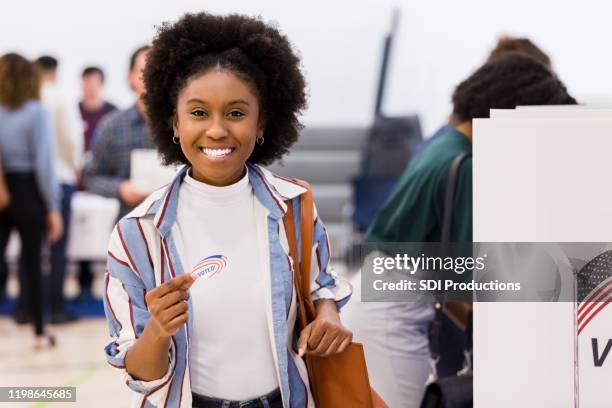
[283,179,317,329]
[430,151,471,363]
[441,151,471,245]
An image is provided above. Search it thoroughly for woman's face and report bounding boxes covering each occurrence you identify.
[173,69,263,186]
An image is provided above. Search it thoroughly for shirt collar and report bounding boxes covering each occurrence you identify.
[146,163,306,237]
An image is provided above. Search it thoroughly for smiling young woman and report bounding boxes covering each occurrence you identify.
[173,69,264,187]
[102,12,353,408]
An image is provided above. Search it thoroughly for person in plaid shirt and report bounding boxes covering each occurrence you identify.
[83,46,155,220]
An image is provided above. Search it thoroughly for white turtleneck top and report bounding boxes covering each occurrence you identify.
[173,167,279,399]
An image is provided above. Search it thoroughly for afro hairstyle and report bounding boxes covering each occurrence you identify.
[452,52,576,123]
[143,12,307,166]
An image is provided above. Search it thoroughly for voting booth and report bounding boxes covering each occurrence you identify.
[473,107,612,407]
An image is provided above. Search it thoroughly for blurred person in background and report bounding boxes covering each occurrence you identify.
[412,36,554,160]
[486,36,552,67]
[77,66,117,301]
[36,55,83,323]
[82,45,154,222]
[0,53,62,349]
[79,66,117,154]
[342,53,576,407]
[406,35,557,380]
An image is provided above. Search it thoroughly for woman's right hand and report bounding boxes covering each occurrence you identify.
[145,273,196,338]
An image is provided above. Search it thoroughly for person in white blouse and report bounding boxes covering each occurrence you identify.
[102,12,353,408]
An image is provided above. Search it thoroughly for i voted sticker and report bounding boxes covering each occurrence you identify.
[192,255,228,279]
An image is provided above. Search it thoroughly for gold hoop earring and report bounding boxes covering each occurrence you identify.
[173,134,180,145]
[256,136,264,146]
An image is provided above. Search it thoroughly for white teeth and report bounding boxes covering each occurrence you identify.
[201,148,233,157]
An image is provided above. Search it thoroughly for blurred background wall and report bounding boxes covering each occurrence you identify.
[2,0,610,137]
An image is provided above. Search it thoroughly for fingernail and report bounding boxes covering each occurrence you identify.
[298,347,304,357]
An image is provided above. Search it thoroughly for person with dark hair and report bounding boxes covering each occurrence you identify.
[0,53,62,348]
[102,13,352,407]
[79,67,116,153]
[82,45,153,222]
[77,66,116,302]
[82,66,104,82]
[413,35,554,160]
[34,55,84,323]
[486,36,552,68]
[35,55,58,74]
[343,53,576,407]
[450,54,572,124]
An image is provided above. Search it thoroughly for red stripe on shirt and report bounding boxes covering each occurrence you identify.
[163,238,176,279]
[156,182,175,229]
[251,165,284,212]
[160,240,166,284]
[161,337,179,408]
[104,273,122,332]
[136,218,154,270]
[117,223,140,277]
[122,283,138,339]
[108,251,130,268]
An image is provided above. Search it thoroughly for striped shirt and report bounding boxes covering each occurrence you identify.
[103,163,352,407]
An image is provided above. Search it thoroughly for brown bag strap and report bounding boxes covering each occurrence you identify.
[284,199,308,331]
[283,179,316,329]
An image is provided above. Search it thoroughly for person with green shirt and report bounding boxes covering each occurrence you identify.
[342,52,576,408]
[368,53,575,246]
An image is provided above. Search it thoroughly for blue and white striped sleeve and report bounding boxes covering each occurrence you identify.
[309,204,353,310]
[103,223,177,404]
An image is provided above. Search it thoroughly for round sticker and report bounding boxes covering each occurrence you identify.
[192,255,228,279]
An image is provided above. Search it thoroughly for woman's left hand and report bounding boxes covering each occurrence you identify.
[297,299,352,357]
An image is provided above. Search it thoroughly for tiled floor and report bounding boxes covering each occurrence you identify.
[0,317,132,407]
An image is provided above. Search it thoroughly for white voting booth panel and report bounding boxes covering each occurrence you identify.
[473,116,612,408]
[490,107,612,118]
[578,305,612,408]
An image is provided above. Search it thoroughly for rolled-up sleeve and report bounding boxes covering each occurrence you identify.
[309,205,353,310]
[103,225,176,402]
